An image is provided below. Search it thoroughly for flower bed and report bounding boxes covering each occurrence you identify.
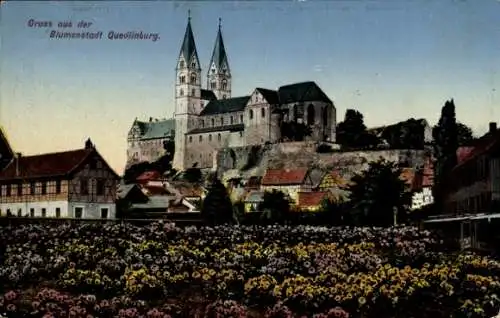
[0,222,499,317]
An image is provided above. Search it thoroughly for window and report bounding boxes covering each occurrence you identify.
[220,117,224,125]
[17,183,22,196]
[191,62,196,68]
[180,89,184,96]
[17,209,22,217]
[30,208,35,217]
[74,207,83,219]
[190,74,196,84]
[80,179,89,195]
[261,108,266,118]
[307,104,315,125]
[96,179,105,196]
[210,82,216,89]
[240,115,244,123]
[218,133,222,141]
[6,184,11,196]
[201,120,205,128]
[249,109,254,120]
[55,208,61,218]
[100,208,109,219]
[41,208,46,218]
[222,95,227,99]
[221,80,227,90]
[41,182,47,195]
[30,182,35,195]
[6,209,10,216]
[191,88,196,96]
[189,136,193,143]
[179,61,184,68]
[55,180,61,194]
[209,134,212,141]
[239,131,243,138]
[211,118,215,126]
[180,76,186,84]
[199,135,203,142]
[230,116,234,124]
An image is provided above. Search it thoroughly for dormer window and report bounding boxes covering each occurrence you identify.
[191,62,196,68]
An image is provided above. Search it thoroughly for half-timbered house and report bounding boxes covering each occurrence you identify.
[0,139,120,219]
[261,168,313,203]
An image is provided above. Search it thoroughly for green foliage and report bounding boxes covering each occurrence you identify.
[280,122,313,142]
[381,119,426,149]
[123,162,151,184]
[184,167,202,183]
[123,140,175,183]
[432,99,459,210]
[201,178,234,225]
[456,122,475,146]
[259,190,291,223]
[336,109,380,149]
[347,158,410,226]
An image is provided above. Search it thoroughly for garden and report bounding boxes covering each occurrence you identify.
[0,222,499,317]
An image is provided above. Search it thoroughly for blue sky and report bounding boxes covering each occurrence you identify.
[2,1,500,174]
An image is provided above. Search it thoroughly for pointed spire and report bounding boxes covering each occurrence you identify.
[209,17,230,73]
[179,11,199,65]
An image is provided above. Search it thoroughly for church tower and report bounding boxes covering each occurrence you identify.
[207,18,231,100]
[172,12,202,171]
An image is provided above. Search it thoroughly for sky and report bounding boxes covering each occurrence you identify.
[1,1,500,174]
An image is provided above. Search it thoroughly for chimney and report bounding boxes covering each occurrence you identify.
[15,153,21,177]
[489,122,497,134]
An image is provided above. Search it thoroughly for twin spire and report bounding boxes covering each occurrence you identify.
[179,11,229,74]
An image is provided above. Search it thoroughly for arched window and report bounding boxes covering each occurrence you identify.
[191,62,196,68]
[220,117,224,125]
[189,136,192,143]
[249,109,254,120]
[201,119,204,128]
[180,89,184,96]
[191,89,196,97]
[221,80,227,90]
[211,118,215,126]
[179,61,185,68]
[180,76,185,84]
[240,115,244,123]
[218,133,221,141]
[210,82,216,90]
[190,73,196,84]
[209,134,212,141]
[230,116,234,124]
[199,135,203,142]
[307,104,315,126]
[261,108,265,118]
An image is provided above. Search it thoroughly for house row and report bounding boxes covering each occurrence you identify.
[0,129,120,219]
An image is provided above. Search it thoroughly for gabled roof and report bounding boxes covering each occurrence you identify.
[0,145,119,181]
[278,81,332,104]
[262,168,309,186]
[179,17,199,64]
[208,20,230,74]
[200,96,251,116]
[132,118,175,140]
[201,89,217,101]
[256,88,280,104]
[297,191,329,209]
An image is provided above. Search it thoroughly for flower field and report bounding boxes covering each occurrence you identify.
[0,222,499,317]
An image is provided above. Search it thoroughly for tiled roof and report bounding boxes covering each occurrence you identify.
[200,96,251,116]
[297,191,329,208]
[208,23,230,73]
[201,89,217,101]
[188,124,244,134]
[179,18,199,64]
[0,148,93,180]
[256,88,280,104]
[453,129,500,171]
[134,119,175,140]
[278,81,332,104]
[136,170,162,183]
[262,169,308,186]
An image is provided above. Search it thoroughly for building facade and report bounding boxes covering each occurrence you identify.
[126,16,337,171]
[0,139,120,219]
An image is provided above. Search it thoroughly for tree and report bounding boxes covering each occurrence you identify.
[347,158,410,226]
[259,190,291,223]
[280,122,313,141]
[201,178,234,225]
[123,162,151,184]
[336,109,369,149]
[456,122,475,146]
[317,197,347,225]
[432,99,459,212]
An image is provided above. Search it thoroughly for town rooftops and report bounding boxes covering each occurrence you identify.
[0,141,119,181]
[297,191,329,209]
[452,125,500,171]
[261,168,309,186]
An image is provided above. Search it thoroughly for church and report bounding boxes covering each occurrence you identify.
[127,14,337,171]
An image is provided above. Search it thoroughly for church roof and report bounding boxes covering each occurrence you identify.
[256,88,280,104]
[201,89,217,101]
[179,17,199,64]
[200,96,251,116]
[278,81,332,104]
[133,119,175,140]
[209,20,230,74]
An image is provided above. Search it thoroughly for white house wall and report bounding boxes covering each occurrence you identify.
[68,202,116,219]
[0,201,69,217]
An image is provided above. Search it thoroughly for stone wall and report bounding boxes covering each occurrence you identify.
[216,141,430,180]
